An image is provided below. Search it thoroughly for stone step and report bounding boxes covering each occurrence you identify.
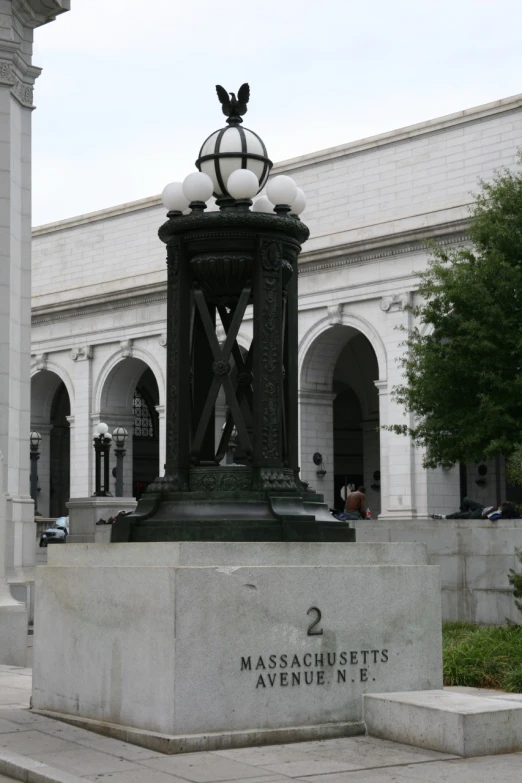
[364,689,522,757]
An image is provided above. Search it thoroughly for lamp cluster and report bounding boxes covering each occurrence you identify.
[92,422,128,446]
[162,172,306,217]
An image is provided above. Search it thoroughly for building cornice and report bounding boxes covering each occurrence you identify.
[12,0,70,29]
[298,218,469,276]
[32,282,168,326]
[31,220,470,326]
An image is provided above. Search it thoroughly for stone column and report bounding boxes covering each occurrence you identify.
[0,0,70,663]
[361,419,380,517]
[378,294,418,519]
[156,404,165,480]
[69,347,93,498]
[298,389,336,507]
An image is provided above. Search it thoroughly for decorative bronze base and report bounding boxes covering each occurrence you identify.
[111,467,355,543]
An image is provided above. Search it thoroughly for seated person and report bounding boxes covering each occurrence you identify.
[344,486,366,520]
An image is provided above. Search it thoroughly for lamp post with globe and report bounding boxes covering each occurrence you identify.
[92,423,112,497]
[111,84,354,544]
[29,431,42,516]
[113,427,128,497]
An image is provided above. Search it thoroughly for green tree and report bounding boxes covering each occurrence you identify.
[389,152,522,469]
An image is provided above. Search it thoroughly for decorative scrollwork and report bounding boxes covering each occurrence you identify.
[189,467,252,492]
[259,468,296,491]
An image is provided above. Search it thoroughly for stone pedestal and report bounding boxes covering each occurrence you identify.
[66,498,136,543]
[33,542,442,752]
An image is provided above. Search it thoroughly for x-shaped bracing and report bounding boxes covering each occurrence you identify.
[191,287,253,462]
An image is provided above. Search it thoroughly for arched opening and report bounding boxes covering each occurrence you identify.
[300,324,381,513]
[332,332,380,513]
[98,358,160,499]
[132,368,160,499]
[31,370,71,518]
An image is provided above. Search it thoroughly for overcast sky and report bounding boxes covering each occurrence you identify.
[32,0,522,226]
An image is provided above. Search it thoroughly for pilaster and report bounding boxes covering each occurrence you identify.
[70,347,93,497]
[299,388,336,507]
[0,0,69,664]
[377,293,421,519]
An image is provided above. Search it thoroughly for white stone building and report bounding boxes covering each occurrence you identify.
[30,93,522,522]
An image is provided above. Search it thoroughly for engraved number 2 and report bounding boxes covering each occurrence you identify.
[307,606,323,636]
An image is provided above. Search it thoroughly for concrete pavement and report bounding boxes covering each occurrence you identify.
[0,666,521,782]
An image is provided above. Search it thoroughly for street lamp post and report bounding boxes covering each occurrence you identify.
[92,423,112,497]
[29,431,42,516]
[111,83,354,544]
[113,427,128,497]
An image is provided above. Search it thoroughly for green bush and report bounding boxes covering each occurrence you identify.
[508,548,522,613]
[442,622,522,691]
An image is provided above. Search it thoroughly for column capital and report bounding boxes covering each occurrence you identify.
[374,379,388,395]
[0,48,41,109]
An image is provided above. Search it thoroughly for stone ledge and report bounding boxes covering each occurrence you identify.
[32,711,364,755]
[364,690,522,757]
[0,747,83,783]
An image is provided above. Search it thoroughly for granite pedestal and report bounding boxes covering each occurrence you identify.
[33,542,443,752]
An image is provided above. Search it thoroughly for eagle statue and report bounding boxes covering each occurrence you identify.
[215,83,250,123]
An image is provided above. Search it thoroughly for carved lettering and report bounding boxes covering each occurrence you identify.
[241,647,391,689]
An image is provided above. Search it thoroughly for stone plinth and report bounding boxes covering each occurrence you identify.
[364,690,522,756]
[33,542,442,751]
[66,498,136,544]
[353,518,522,624]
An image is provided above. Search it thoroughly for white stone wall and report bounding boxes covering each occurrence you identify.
[30,93,522,522]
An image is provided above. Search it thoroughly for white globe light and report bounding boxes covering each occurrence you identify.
[226,169,260,200]
[182,172,214,204]
[96,422,109,435]
[162,182,189,212]
[290,188,307,216]
[252,196,275,214]
[266,175,298,207]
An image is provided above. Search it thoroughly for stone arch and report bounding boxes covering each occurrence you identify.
[298,312,385,514]
[95,353,163,498]
[94,347,165,416]
[299,312,387,388]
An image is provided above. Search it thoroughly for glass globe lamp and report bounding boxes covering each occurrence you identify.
[162,182,189,214]
[30,431,42,450]
[290,188,307,216]
[252,196,274,214]
[266,175,298,208]
[113,427,128,447]
[226,170,260,201]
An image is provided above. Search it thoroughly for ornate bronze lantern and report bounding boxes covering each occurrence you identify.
[112,85,354,543]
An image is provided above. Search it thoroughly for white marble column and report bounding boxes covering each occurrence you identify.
[299,389,336,507]
[377,293,419,519]
[156,404,165,479]
[0,0,70,662]
[361,419,381,517]
[69,347,93,498]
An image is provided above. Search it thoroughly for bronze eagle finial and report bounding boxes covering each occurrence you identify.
[215,83,250,124]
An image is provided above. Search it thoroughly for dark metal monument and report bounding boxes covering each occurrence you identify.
[112,85,354,543]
